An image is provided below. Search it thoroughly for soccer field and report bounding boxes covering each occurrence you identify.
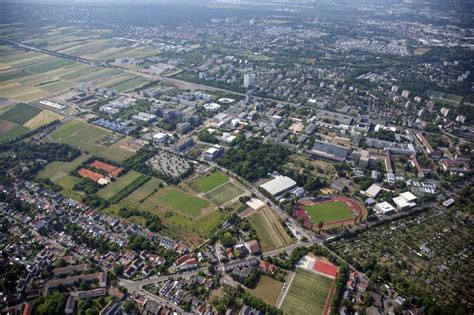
[190,171,229,193]
[281,269,333,315]
[304,201,354,223]
[155,188,210,216]
[205,182,244,206]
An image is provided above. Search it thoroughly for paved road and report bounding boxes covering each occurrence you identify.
[118,268,205,312]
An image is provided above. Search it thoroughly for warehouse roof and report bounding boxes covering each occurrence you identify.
[260,176,297,196]
[365,184,382,198]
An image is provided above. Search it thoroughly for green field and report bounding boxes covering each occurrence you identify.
[245,276,284,305]
[50,119,134,162]
[0,103,41,125]
[248,208,293,252]
[22,59,75,74]
[56,175,83,201]
[37,154,89,183]
[108,76,148,93]
[0,69,31,82]
[124,177,163,204]
[155,189,210,216]
[281,269,333,315]
[205,182,244,206]
[426,89,463,106]
[190,171,229,193]
[304,201,353,223]
[0,123,29,142]
[97,171,144,200]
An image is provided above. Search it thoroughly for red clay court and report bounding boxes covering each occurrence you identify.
[90,160,123,177]
[78,168,103,183]
[314,260,338,279]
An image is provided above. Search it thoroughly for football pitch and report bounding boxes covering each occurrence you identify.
[205,182,244,206]
[281,268,333,315]
[190,171,229,193]
[304,201,354,223]
[155,188,210,217]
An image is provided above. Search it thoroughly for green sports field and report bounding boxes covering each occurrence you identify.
[190,171,229,193]
[155,188,210,217]
[281,269,333,315]
[205,182,244,206]
[97,171,144,200]
[304,201,353,223]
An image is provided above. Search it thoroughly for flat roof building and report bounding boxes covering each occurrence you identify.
[310,140,349,162]
[365,184,382,198]
[260,176,297,197]
[374,202,395,215]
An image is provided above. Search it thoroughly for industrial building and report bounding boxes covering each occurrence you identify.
[259,176,297,197]
[310,140,349,162]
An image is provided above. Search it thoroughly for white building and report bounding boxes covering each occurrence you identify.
[244,73,256,88]
[259,176,297,197]
[204,103,221,112]
[374,202,395,215]
[364,184,382,198]
[153,133,169,143]
[202,145,224,161]
[392,192,417,210]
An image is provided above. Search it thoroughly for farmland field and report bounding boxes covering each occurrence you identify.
[0,123,29,142]
[107,76,148,92]
[154,188,210,217]
[190,171,229,193]
[50,119,134,162]
[245,276,284,306]
[23,110,62,129]
[304,201,353,223]
[281,269,333,315]
[0,103,42,125]
[248,207,293,251]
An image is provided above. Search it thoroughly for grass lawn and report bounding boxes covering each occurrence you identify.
[155,188,210,217]
[37,154,88,183]
[0,103,41,125]
[190,171,229,193]
[124,177,162,204]
[245,276,284,306]
[304,201,353,223]
[205,182,244,206]
[281,269,333,315]
[57,175,83,200]
[50,119,134,162]
[97,171,143,200]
